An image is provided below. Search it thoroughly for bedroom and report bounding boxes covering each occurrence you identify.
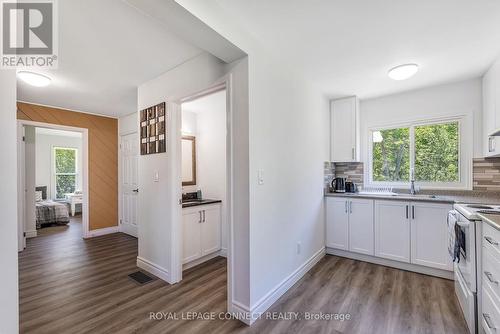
[21,125,84,240]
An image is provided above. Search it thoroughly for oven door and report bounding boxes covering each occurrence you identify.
[455,212,477,293]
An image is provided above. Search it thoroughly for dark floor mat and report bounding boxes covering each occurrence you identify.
[128,271,155,285]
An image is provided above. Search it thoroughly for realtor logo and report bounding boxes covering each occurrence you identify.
[1,0,58,68]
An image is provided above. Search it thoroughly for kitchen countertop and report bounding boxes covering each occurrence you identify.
[325,192,500,205]
[478,212,500,231]
[182,199,222,208]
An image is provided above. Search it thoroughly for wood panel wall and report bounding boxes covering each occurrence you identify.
[17,102,118,231]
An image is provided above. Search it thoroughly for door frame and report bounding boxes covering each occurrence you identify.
[119,131,139,238]
[17,120,90,240]
[170,74,234,308]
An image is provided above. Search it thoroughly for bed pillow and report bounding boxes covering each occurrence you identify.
[35,191,43,202]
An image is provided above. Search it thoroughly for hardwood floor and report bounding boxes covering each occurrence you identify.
[19,219,468,334]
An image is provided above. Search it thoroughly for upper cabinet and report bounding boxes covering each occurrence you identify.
[483,59,500,157]
[330,96,360,162]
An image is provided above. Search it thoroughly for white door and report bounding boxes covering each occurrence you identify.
[182,210,202,263]
[374,200,410,263]
[410,202,453,271]
[120,133,139,237]
[331,97,356,162]
[201,206,222,256]
[326,197,349,250]
[348,199,374,256]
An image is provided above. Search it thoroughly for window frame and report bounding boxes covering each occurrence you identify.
[367,116,468,190]
[52,146,78,199]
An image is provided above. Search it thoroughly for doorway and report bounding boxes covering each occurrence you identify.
[17,120,90,248]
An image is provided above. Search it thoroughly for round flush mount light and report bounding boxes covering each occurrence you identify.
[388,63,419,81]
[17,71,51,87]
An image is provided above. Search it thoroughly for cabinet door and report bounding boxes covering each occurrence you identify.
[374,200,410,263]
[483,61,500,156]
[410,202,453,270]
[201,206,221,256]
[348,199,374,255]
[183,211,202,264]
[326,197,349,250]
[331,97,357,162]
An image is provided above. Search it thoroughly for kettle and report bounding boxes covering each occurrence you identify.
[331,177,346,193]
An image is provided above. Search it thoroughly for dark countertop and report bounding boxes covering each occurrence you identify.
[478,212,500,231]
[182,199,222,208]
[325,192,500,205]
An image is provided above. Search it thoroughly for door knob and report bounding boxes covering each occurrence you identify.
[132,188,139,193]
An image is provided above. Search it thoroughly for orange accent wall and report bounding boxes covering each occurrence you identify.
[17,102,118,231]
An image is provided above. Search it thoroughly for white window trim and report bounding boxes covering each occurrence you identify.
[52,146,78,199]
[366,116,471,190]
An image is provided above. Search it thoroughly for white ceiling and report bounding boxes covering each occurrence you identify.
[214,0,500,99]
[17,0,203,117]
[182,89,226,114]
[35,127,82,138]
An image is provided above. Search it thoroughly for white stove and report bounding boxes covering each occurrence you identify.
[454,203,500,221]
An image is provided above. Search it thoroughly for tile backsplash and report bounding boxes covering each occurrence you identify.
[324,161,364,191]
[473,157,500,191]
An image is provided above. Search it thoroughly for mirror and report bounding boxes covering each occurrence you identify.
[182,136,196,186]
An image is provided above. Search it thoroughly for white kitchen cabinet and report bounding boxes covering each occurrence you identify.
[330,96,360,162]
[326,197,374,255]
[348,199,374,255]
[483,58,500,157]
[182,203,221,264]
[374,200,410,263]
[326,197,349,250]
[410,202,453,271]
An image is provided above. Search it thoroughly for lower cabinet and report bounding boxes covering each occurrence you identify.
[326,197,374,255]
[182,204,221,264]
[327,196,453,272]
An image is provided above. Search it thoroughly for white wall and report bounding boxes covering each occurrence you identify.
[25,126,37,235]
[119,112,138,136]
[360,78,482,188]
[175,1,330,315]
[182,90,228,250]
[0,70,19,334]
[137,52,226,282]
[35,132,83,199]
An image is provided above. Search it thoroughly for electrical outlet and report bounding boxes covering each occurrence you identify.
[296,242,301,255]
[153,171,159,182]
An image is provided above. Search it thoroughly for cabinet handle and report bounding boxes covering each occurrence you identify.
[406,205,409,219]
[485,271,499,285]
[345,201,348,213]
[485,236,499,246]
[199,211,202,223]
[352,148,355,160]
[412,205,415,219]
[349,201,352,214]
[483,313,496,330]
[203,210,206,222]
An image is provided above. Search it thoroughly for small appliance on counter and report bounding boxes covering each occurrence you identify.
[345,181,357,193]
[331,177,346,193]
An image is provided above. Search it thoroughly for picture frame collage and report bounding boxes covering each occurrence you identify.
[140,102,166,155]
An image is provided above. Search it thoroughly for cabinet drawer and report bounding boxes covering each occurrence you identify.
[482,284,500,334]
[484,247,500,304]
[484,223,500,261]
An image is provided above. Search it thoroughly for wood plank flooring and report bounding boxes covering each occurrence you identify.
[19,218,468,334]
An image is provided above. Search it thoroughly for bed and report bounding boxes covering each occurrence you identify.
[35,186,70,229]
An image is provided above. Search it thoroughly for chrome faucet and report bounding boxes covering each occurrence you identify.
[410,168,417,195]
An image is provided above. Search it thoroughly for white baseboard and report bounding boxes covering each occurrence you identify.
[84,226,119,238]
[220,247,227,257]
[326,248,454,280]
[183,250,226,270]
[137,256,170,283]
[248,247,326,325]
[229,300,252,325]
[25,230,37,238]
[120,223,138,238]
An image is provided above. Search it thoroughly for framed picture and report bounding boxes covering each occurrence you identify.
[140,102,166,155]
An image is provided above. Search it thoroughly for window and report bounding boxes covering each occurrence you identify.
[54,147,77,199]
[370,120,461,187]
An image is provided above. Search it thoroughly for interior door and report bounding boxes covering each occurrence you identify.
[201,206,222,256]
[120,132,139,237]
[374,200,410,263]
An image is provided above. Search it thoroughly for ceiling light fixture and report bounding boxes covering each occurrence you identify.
[388,63,419,81]
[17,71,51,87]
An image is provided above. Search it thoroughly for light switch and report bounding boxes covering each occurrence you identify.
[257,169,264,185]
[153,171,159,182]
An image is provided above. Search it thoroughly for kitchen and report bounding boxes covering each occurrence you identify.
[324,59,500,333]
